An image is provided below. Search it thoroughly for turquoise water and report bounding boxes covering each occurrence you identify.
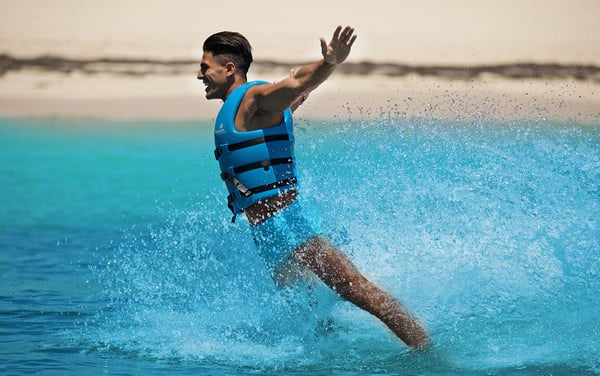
[1,115,599,375]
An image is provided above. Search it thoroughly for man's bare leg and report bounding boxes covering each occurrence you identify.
[293,235,428,349]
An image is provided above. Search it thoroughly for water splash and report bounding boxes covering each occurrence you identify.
[85,116,599,374]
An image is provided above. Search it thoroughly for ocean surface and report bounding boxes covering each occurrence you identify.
[1,114,599,375]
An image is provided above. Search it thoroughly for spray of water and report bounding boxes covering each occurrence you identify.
[84,114,599,373]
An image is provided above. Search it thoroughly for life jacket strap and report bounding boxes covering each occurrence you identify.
[223,176,298,222]
[246,176,297,195]
[214,134,291,160]
[222,174,297,199]
[233,157,293,174]
[220,172,252,197]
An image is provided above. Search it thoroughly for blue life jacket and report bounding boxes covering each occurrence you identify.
[214,81,297,221]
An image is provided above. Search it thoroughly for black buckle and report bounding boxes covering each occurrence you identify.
[221,172,252,197]
[214,147,222,160]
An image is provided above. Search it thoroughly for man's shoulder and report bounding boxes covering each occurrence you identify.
[243,80,272,97]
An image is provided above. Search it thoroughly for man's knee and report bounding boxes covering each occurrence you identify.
[294,235,332,263]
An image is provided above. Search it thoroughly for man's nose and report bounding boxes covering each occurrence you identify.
[197,69,204,80]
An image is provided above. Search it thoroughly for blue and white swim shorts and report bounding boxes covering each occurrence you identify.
[248,196,322,268]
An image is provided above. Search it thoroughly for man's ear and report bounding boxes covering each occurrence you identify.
[224,61,236,77]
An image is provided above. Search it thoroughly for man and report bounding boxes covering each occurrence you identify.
[198,26,428,349]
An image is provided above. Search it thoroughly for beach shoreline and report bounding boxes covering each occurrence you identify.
[1,68,598,123]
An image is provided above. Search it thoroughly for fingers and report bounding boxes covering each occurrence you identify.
[332,25,342,41]
[338,25,357,46]
[321,25,357,64]
[331,25,356,42]
[320,37,328,55]
[323,26,357,47]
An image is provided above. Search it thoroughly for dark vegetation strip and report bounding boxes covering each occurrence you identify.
[1,54,599,81]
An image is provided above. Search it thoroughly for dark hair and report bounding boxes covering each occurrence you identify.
[203,31,253,74]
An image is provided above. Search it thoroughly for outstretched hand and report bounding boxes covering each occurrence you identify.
[320,25,357,65]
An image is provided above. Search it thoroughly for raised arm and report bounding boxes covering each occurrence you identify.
[250,26,357,114]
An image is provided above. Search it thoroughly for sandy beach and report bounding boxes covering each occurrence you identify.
[1,0,599,122]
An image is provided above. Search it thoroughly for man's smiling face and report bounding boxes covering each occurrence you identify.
[197,51,231,100]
